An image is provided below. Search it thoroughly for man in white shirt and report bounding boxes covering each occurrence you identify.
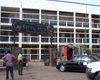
[17,52,23,75]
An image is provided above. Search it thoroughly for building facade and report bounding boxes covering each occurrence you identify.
[0,0,100,61]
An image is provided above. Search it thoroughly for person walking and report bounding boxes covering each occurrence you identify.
[2,50,16,80]
[25,57,29,71]
[17,52,23,75]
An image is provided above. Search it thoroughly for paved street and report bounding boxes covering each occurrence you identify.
[0,62,89,80]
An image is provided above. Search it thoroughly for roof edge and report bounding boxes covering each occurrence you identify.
[48,0,100,7]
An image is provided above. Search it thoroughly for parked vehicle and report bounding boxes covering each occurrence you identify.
[86,61,100,80]
[56,55,98,72]
[0,59,5,67]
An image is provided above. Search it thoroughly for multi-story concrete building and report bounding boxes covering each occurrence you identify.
[0,0,100,61]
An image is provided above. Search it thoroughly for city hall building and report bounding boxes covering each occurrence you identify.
[0,0,100,61]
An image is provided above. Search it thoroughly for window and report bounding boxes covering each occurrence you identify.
[81,56,90,62]
[73,56,81,62]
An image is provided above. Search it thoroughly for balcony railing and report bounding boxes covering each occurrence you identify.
[59,37,74,43]
[1,35,100,44]
[2,17,100,29]
[22,36,39,42]
[76,22,89,27]
[41,19,57,26]
[0,17,91,28]
[59,20,74,27]
[0,35,18,42]
[92,23,100,28]
[76,38,89,43]
[92,38,100,43]
[23,18,39,23]
[1,17,19,23]
[41,37,57,43]
[22,36,58,43]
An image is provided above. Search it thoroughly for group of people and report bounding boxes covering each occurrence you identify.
[2,50,28,80]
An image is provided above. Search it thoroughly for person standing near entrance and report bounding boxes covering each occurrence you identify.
[17,52,23,75]
[2,50,16,80]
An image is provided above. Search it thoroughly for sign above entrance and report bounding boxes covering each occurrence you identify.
[11,19,54,36]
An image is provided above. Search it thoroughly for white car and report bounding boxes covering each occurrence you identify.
[86,61,100,80]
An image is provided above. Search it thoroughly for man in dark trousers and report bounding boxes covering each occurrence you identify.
[17,52,23,75]
[2,50,16,80]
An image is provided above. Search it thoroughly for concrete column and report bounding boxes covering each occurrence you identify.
[39,9,42,61]
[19,33,22,47]
[19,1,22,48]
[0,6,1,35]
[74,12,76,44]
[39,9,41,23]
[89,13,92,53]
[39,35,41,61]
[0,6,1,23]
[0,6,1,47]
[57,11,59,50]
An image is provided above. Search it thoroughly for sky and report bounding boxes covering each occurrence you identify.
[51,0,100,6]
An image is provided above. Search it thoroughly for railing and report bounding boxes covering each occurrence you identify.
[23,18,39,23]
[0,17,91,28]
[59,21,89,27]
[41,19,57,26]
[1,35,100,44]
[2,17,100,29]
[0,35,92,44]
[41,37,57,43]
[0,35,18,42]
[41,14,57,20]
[59,37,74,43]
[76,22,89,27]
[92,38,100,43]
[23,13,39,19]
[76,38,89,43]
[23,18,57,26]
[92,48,100,50]
[22,36,39,42]
[22,36,57,43]
[59,20,74,27]
[1,11,19,14]
[1,17,19,23]
[92,23,100,28]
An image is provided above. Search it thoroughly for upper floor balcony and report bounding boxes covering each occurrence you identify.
[76,38,89,43]
[1,17,100,30]
[92,23,100,29]
[0,35,18,42]
[76,22,89,28]
[0,35,100,44]
[0,17,19,25]
[92,38,100,43]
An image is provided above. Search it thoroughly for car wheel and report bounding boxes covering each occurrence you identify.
[59,65,65,72]
[94,72,100,80]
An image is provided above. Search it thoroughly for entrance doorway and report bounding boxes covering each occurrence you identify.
[67,47,73,60]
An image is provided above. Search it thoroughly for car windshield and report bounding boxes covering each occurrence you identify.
[89,56,98,61]
[72,56,81,62]
[72,56,98,62]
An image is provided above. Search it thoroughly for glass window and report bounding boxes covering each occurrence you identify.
[73,56,81,62]
[89,56,98,62]
[81,56,90,62]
